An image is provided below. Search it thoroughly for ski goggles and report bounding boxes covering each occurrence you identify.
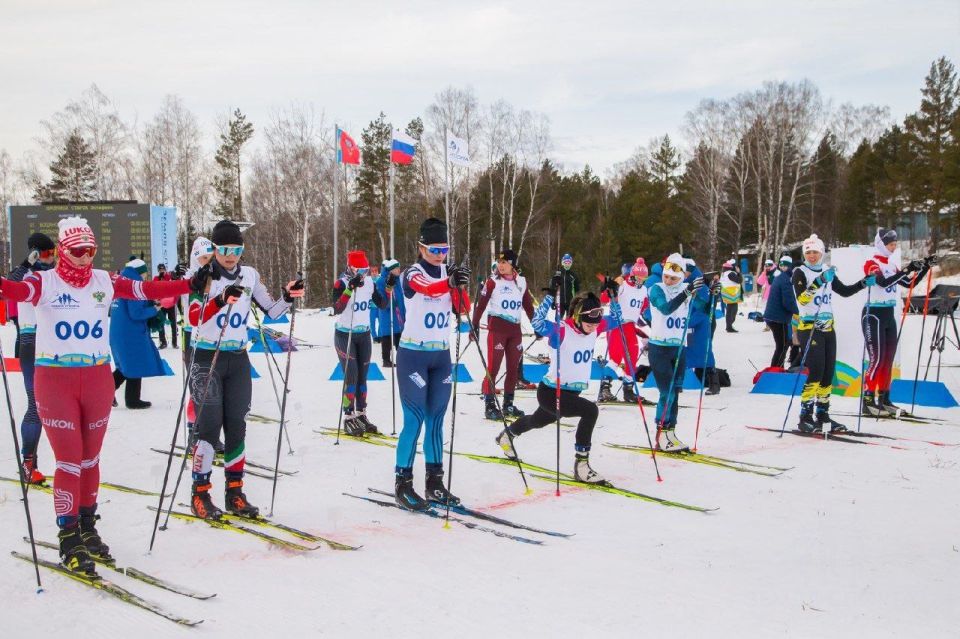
[66,246,97,258]
[418,243,449,256]
[664,262,684,273]
[215,245,245,256]
[37,249,55,259]
[575,306,603,324]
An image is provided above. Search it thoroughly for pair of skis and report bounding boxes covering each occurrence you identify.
[603,443,791,477]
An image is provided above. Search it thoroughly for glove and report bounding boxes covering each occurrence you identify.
[347,273,364,290]
[386,273,398,288]
[373,336,381,344]
[600,276,618,296]
[173,263,187,279]
[216,283,244,307]
[862,274,877,287]
[710,281,721,296]
[542,273,562,295]
[822,268,836,283]
[685,277,704,295]
[23,250,40,269]
[447,265,471,288]
[283,278,305,303]
[190,265,212,293]
[907,260,924,273]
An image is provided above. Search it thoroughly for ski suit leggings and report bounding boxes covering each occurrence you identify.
[725,303,738,330]
[35,364,114,519]
[482,328,523,395]
[381,331,402,364]
[648,343,686,428]
[189,349,251,478]
[767,321,800,368]
[507,382,598,450]
[18,333,42,460]
[797,328,836,404]
[607,322,639,376]
[395,347,452,470]
[335,329,371,413]
[863,306,897,393]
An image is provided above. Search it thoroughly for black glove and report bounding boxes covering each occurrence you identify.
[282,278,305,303]
[906,260,924,273]
[216,283,244,307]
[173,263,187,279]
[347,273,364,290]
[710,281,721,296]
[685,277,704,295]
[543,272,562,296]
[190,265,212,293]
[600,276,618,297]
[447,265,471,288]
[386,273,398,288]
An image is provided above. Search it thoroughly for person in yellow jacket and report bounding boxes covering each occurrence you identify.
[719,259,743,333]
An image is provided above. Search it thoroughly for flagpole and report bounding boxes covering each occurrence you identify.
[333,123,339,279]
[389,128,396,260]
[444,125,451,258]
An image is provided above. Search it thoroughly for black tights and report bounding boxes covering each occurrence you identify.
[507,382,598,450]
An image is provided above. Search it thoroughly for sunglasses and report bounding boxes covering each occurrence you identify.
[215,245,244,256]
[66,246,97,258]
[664,262,684,273]
[419,243,450,256]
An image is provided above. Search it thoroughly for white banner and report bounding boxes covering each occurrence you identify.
[447,133,470,167]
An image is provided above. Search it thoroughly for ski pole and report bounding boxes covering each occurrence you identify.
[496,338,538,388]
[148,285,212,552]
[693,292,720,453]
[0,335,42,591]
[388,281,398,437]
[465,320,531,493]
[778,305,823,438]
[160,280,241,538]
[553,287,562,496]
[910,266,934,414]
[269,273,301,516]
[251,306,294,454]
[655,292,697,447]
[444,288,467,525]
[333,302,357,445]
[857,285,872,433]
[608,288,662,481]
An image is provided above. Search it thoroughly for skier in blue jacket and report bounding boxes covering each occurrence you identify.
[374,259,405,367]
[763,255,800,369]
[110,259,169,409]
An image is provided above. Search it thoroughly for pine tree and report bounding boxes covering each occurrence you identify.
[904,56,959,249]
[213,109,254,220]
[37,131,97,202]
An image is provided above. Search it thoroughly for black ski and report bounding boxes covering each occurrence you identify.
[343,492,544,545]
[367,488,573,538]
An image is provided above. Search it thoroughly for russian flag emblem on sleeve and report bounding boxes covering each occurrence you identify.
[391,131,416,165]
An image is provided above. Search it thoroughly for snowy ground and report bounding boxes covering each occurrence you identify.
[1,296,958,638]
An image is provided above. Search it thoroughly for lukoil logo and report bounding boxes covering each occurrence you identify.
[43,417,75,430]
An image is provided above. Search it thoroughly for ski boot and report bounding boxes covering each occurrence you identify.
[356,412,380,435]
[225,477,260,518]
[190,479,224,520]
[484,395,504,421]
[816,404,848,433]
[656,427,690,453]
[79,505,113,563]
[395,471,430,512]
[58,524,97,577]
[878,391,906,417]
[798,402,819,433]
[622,381,646,405]
[424,464,461,507]
[598,379,617,403]
[502,393,524,419]
[21,455,46,485]
[214,439,225,457]
[574,451,610,486]
[496,429,519,461]
[861,391,885,417]
[342,412,366,437]
[706,368,721,396]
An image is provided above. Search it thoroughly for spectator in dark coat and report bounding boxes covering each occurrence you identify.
[763,255,801,369]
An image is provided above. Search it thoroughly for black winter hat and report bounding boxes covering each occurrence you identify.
[878,227,897,245]
[212,220,244,246]
[418,217,448,245]
[27,232,55,251]
[497,249,517,269]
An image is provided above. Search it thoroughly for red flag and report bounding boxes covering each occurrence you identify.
[338,128,360,165]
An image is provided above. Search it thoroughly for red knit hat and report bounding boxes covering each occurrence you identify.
[347,250,369,269]
[631,257,649,279]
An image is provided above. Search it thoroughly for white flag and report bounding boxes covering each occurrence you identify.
[446,132,470,167]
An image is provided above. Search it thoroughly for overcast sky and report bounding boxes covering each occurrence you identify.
[1,0,958,174]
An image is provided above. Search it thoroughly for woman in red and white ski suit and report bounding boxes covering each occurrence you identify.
[0,217,194,576]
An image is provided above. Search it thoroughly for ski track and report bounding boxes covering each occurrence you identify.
[1,305,958,637]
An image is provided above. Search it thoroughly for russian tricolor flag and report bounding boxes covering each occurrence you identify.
[391,131,416,165]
